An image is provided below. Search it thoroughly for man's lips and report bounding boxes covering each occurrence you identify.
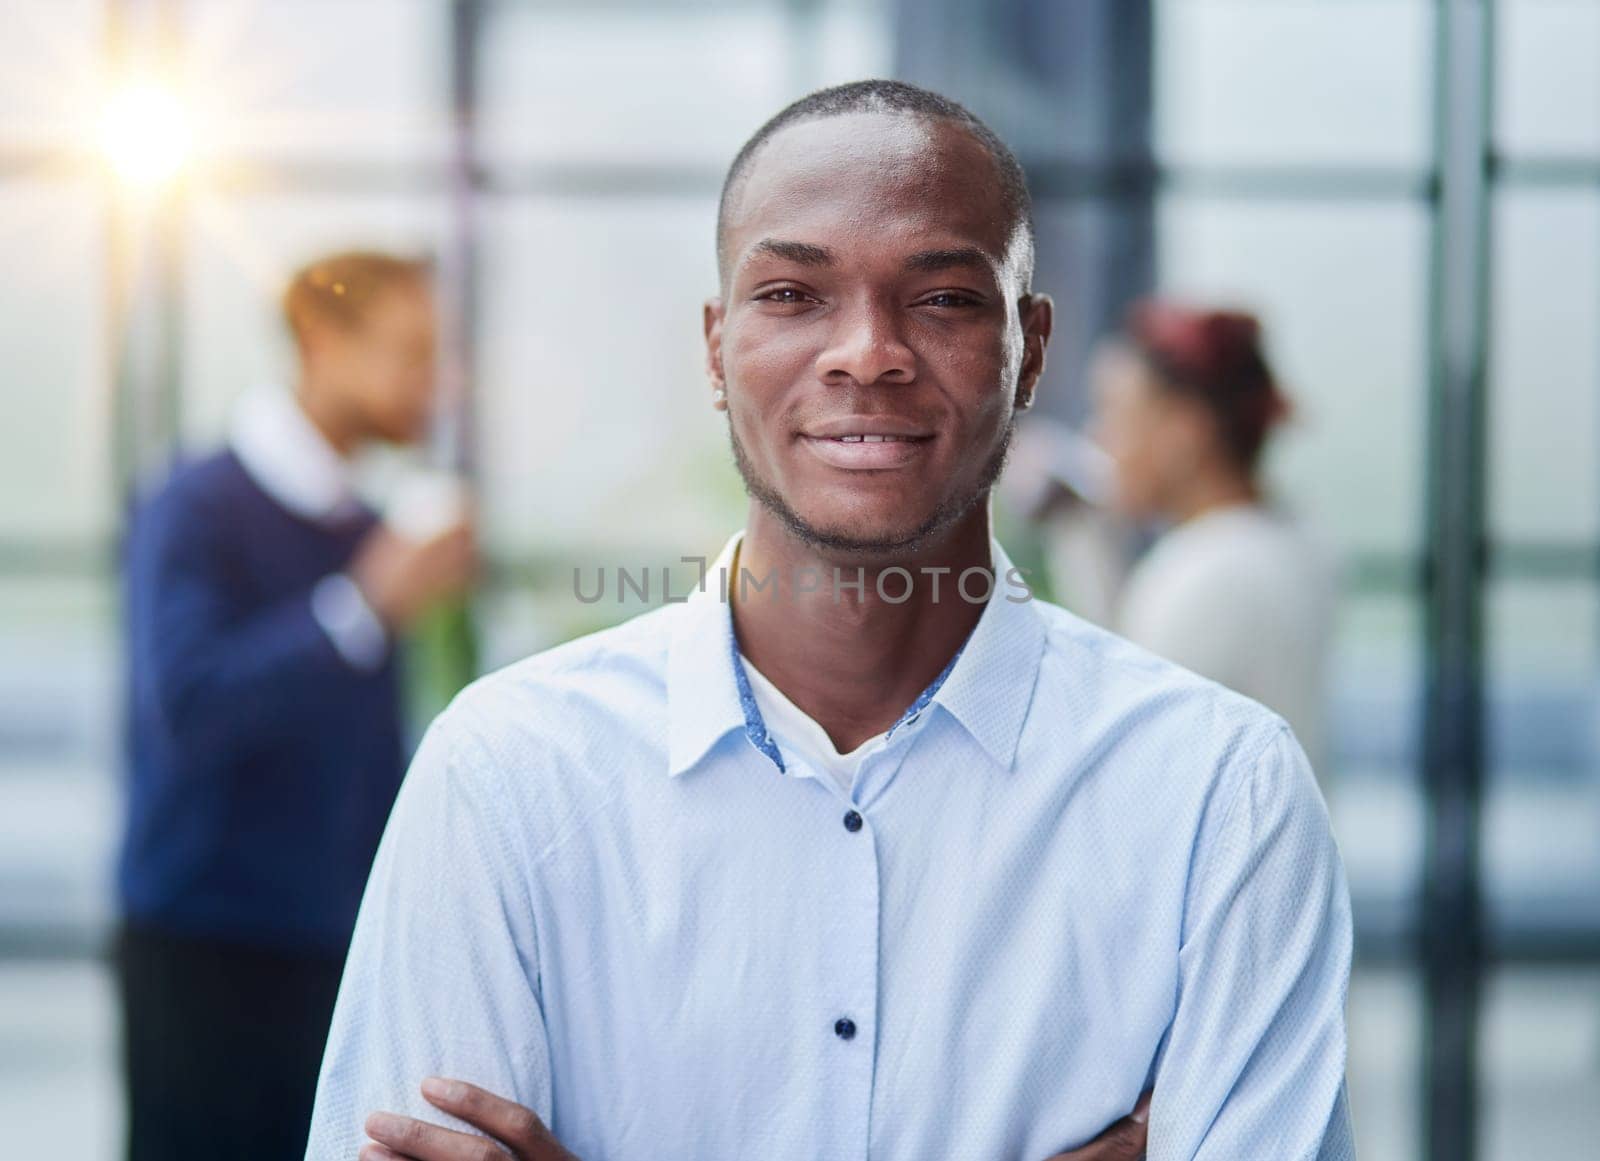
[797,431,934,470]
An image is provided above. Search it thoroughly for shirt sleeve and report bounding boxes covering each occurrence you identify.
[128,485,382,757]
[1149,722,1355,1161]
[303,700,554,1160]
[310,571,391,672]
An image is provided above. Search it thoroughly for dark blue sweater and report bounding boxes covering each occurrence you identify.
[119,449,407,955]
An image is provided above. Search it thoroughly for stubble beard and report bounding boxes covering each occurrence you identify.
[726,411,1017,556]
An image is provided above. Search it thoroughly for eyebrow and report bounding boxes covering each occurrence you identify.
[748,239,836,267]
[742,240,996,276]
[902,246,993,274]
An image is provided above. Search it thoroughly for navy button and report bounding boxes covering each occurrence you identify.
[834,1017,857,1041]
[843,810,863,832]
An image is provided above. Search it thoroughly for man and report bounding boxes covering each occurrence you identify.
[308,83,1352,1160]
[119,251,477,1161]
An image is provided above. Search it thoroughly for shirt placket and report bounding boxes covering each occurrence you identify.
[726,624,956,1158]
[823,773,882,1161]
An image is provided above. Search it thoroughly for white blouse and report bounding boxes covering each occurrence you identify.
[1117,503,1338,777]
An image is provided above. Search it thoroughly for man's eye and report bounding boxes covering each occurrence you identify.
[919,292,979,308]
[758,288,810,305]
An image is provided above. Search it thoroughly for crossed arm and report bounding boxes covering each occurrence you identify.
[357,1078,1153,1161]
[307,707,1351,1160]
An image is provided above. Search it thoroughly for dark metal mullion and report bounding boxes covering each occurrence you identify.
[1420,3,1495,1160]
[1157,165,1438,203]
[105,0,135,510]
[446,0,483,482]
[1102,0,1155,338]
[436,0,486,688]
[106,0,187,511]
[1489,542,1600,580]
[1491,155,1600,188]
[148,0,186,466]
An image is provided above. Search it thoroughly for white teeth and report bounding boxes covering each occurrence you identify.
[832,434,907,443]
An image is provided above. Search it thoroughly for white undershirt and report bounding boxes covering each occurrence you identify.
[738,653,888,798]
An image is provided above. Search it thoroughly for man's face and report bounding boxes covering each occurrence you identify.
[705,112,1051,555]
[307,279,438,445]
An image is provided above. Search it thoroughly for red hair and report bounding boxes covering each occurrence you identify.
[1123,299,1290,473]
[282,250,433,347]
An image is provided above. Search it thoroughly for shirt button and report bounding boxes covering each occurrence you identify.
[834,1017,857,1041]
[842,810,863,833]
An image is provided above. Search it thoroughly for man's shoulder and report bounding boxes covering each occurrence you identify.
[434,602,682,770]
[1028,596,1289,758]
[133,448,250,524]
[1025,598,1320,878]
[124,452,259,561]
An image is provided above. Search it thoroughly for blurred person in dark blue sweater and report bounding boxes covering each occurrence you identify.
[116,250,477,1161]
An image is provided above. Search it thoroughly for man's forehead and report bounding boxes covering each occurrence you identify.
[745,110,952,177]
[724,111,1014,270]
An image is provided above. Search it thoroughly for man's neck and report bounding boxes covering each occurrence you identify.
[730,504,992,752]
[294,378,359,459]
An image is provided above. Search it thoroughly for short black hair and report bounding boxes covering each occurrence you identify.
[716,79,1035,289]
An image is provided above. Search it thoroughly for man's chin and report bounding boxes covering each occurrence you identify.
[777,506,951,557]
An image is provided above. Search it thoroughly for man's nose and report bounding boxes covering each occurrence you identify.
[814,298,915,387]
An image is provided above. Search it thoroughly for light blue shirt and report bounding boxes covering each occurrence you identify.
[306,535,1354,1160]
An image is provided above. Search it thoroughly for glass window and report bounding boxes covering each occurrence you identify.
[0,574,119,942]
[478,3,798,168]
[0,179,111,542]
[1329,592,1424,940]
[1335,593,1425,1161]
[1347,966,1424,1161]
[1485,580,1599,943]
[0,574,117,767]
[1488,188,1599,544]
[1495,0,1600,160]
[180,189,452,447]
[1481,967,1600,1159]
[1029,199,1145,422]
[474,194,745,563]
[179,0,451,163]
[811,0,894,91]
[1156,196,1431,557]
[0,960,121,1158]
[0,0,105,150]
[1154,0,1434,169]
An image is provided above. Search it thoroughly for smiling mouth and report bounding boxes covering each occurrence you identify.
[825,434,927,443]
[798,432,934,469]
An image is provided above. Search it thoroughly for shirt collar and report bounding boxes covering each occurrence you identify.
[666,532,750,777]
[666,532,1046,778]
[928,539,1047,771]
[229,385,360,524]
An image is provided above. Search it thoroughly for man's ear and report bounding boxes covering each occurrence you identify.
[703,298,728,409]
[1016,292,1054,410]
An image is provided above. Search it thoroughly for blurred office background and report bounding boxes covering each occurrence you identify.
[0,1,1595,1158]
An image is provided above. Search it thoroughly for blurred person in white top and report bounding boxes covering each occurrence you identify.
[1021,301,1337,779]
